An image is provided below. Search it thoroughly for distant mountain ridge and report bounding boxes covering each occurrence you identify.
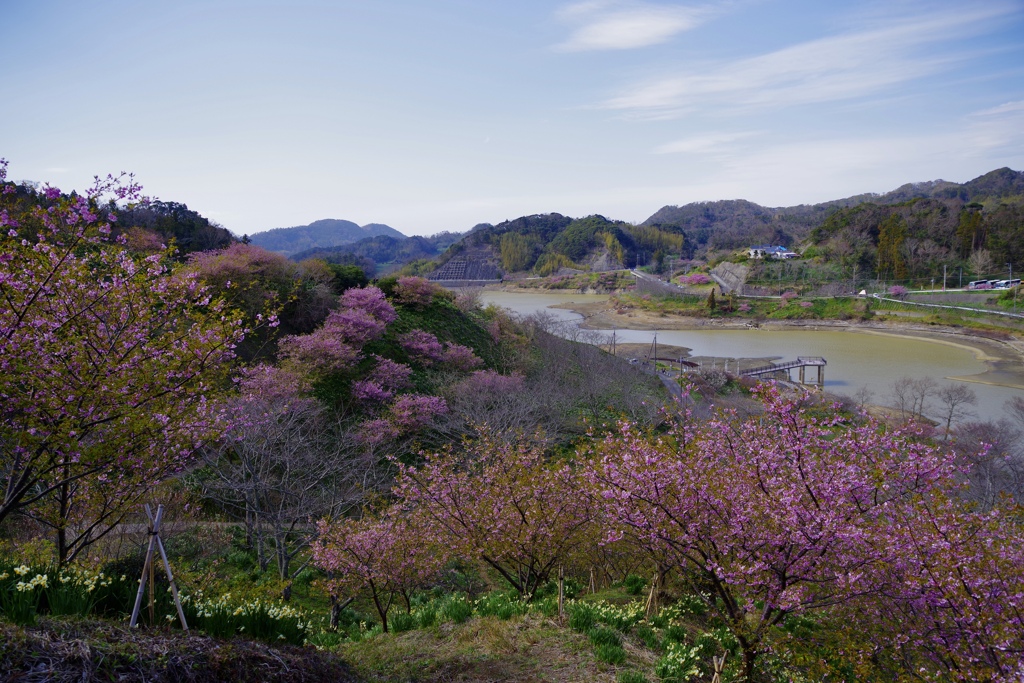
[641,167,1024,252]
[291,232,463,277]
[418,167,1022,280]
[249,219,405,256]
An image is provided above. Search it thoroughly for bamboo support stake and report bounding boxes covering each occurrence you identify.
[148,534,156,624]
[130,505,161,628]
[558,566,565,619]
[644,572,659,617]
[711,653,727,683]
[129,504,189,631]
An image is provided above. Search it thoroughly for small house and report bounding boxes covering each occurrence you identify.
[749,245,797,260]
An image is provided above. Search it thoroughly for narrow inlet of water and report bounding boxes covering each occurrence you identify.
[479,291,1024,421]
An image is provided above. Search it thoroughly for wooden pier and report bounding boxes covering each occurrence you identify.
[739,357,827,385]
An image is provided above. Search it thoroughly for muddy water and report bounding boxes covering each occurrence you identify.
[480,291,1024,421]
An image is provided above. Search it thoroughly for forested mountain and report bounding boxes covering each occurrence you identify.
[291,232,463,276]
[116,201,236,255]
[436,213,690,276]
[0,182,234,258]
[249,219,405,256]
[643,167,1024,255]
[807,191,1024,284]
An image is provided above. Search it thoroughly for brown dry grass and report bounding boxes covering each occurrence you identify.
[0,616,360,683]
[339,612,657,683]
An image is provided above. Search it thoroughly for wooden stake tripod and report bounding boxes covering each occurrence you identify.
[129,504,188,631]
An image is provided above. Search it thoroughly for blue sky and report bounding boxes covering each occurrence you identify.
[2,1,1022,236]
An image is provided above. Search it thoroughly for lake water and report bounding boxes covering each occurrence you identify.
[480,291,1024,421]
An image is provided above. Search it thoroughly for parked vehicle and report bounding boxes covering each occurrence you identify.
[967,280,994,290]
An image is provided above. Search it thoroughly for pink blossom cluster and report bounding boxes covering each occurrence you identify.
[279,286,395,376]
[388,394,448,430]
[441,343,483,371]
[889,284,908,297]
[399,330,445,364]
[585,386,1022,681]
[340,286,398,324]
[316,384,1024,681]
[676,273,711,285]
[351,356,414,402]
[394,276,441,308]
[387,434,593,598]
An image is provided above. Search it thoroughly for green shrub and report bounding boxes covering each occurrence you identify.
[634,624,661,650]
[226,550,256,571]
[416,605,437,628]
[596,643,628,665]
[390,611,416,633]
[623,574,647,596]
[588,626,622,648]
[438,595,473,624]
[617,671,650,683]
[307,630,347,649]
[293,567,317,587]
[664,625,688,644]
[567,602,596,632]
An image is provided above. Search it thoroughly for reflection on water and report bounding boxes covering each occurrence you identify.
[480,290,1024,420]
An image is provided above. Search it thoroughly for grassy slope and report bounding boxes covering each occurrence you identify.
[339,612,657,683]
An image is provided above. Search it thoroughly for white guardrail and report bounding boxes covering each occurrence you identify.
[871,294,1024,319]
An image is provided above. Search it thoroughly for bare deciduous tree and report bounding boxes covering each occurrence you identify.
[936,384,977,439]
[198,381,386,586]
[951,418,1024,508]
[889,376,938,422]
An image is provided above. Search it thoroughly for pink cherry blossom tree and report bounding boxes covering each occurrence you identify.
[0,162,247,564]
[393,434,596,598]
[314,511,447,632]
[586,386,962,680]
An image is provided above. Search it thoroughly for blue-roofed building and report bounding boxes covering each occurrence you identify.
[749,245,798,259]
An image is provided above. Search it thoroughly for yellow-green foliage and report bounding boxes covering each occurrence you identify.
[500,233,535,272]
[596,231,626,265]
[534,253,580,276]
[626,226,686,255]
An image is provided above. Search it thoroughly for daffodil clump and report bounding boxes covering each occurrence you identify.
[1,560,154,625]
[179,590,309,645]
[0,564,49,625]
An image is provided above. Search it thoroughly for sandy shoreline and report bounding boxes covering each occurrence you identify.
[548,300,1024,390]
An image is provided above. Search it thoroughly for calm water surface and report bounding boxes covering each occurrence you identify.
[480,291,1024,420]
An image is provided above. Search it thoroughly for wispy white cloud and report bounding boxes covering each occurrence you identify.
[555,1,710,52]
[963,99,1024,155]
[653,130,758,154]
[602,3,1018,117]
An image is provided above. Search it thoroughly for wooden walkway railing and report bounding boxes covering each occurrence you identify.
[740,357,827,385]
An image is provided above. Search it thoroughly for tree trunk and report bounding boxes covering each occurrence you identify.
[56,480,71,566]
[368,579,390,633]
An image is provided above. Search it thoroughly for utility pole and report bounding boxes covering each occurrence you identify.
[1009,263,1016,313]
[943,264,947,292]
